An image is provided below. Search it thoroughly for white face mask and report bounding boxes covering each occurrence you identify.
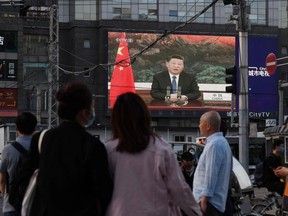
[85,111,95,128]
[186,166,194,172]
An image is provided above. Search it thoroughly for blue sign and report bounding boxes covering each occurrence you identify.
[236,36,278,113]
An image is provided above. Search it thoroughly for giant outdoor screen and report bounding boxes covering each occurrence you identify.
[107,31,278,119]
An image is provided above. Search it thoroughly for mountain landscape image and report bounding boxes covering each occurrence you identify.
[108,32,236,84]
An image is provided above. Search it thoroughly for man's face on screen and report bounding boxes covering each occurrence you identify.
[166,58,184,75]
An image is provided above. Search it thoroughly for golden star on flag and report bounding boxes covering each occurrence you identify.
[117,46,124,56]
[118,66,124,71]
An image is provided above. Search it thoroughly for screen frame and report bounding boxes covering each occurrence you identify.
[106,30,237,117]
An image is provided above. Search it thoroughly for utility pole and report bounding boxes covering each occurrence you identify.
[279,81,288,125]
[47,4,59,128]
[237,0,249,172]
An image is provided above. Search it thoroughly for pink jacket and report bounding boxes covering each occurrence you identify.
[105,137,202,216]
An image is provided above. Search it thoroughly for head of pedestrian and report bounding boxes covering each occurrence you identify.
[15,112,37,136]
[111,92,156,153]
[181,152,196,170]
[273,139,284,155]
[199,111,221,138]
[56,80,95,127]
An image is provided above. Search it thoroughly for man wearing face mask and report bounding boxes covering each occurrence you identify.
[180,152,197,190]
[180,151,198,216]
[263,139,285,195]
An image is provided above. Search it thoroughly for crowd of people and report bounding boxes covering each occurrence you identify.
[0,79,286,216]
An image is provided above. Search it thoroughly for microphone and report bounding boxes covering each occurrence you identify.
[165,86,170,102]
[176,86,185,106]
[177,86,181,100]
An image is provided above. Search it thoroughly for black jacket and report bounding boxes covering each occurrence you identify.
[150,70,201,100]
[20,121,113,216]
[263,153,281,184]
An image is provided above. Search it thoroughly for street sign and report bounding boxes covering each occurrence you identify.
[265,53,277,75]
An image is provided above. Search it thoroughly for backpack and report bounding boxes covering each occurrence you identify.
[254,154,275,186]
[8,141,28,211]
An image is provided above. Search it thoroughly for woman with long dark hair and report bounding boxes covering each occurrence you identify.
[106,92,201,216]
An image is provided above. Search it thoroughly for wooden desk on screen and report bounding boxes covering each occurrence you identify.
[136,89,232,111]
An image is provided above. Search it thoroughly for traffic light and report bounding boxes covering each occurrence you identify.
[223,0,237,5]
[225,65,237,94]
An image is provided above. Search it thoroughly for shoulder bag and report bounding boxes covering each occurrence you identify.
[21,129,48,216]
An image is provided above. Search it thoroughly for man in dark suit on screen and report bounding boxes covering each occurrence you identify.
[150,55,201,103]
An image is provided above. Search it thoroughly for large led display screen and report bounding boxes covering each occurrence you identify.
[107,32,236,116]
[107,32,278,118]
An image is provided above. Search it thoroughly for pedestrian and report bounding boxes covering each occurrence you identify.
[180,151,198,216]
[273,166,288,211]
[180,151,197,190]
[263,139,285,195]
[220,119,234,216]
[105,92,201,216]
[18,80,113,216]
[193,111,232,216]
[150,55,201,102]
[0,112,37,216]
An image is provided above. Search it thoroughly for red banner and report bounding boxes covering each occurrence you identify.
[109,32,136,107]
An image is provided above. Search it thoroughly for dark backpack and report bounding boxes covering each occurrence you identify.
[254,154,275,186]
[7,141,28,211]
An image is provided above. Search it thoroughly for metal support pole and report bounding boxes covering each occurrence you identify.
[278,81,288,125]
[238,0,249,172]
[47,5,59,128]
[279,81,284,126]
[36,87,41,123]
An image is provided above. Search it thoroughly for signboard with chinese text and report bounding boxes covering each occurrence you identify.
[236,36,278,113]
[0,31,18,53]
[0,88,17,111]
[0,60,17,81]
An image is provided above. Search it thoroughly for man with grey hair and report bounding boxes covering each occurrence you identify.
[193,111,232,216]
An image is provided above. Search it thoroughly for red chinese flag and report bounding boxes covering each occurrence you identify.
[109,32,136,107]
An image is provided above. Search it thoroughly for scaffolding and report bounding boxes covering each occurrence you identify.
[47,4,59,128]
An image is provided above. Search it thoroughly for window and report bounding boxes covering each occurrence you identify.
[174,135,185,142]
[168,0,213,23]
[75,0,97,21]
[112,0,131,19]
[281,46,288,56]
[84,39,90,48]
[169,10,178,17]
[249,0,267,25]
[187,136,193,142]
[113,7,122,14]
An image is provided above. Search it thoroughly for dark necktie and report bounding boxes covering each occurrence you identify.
[171,76,177,93]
